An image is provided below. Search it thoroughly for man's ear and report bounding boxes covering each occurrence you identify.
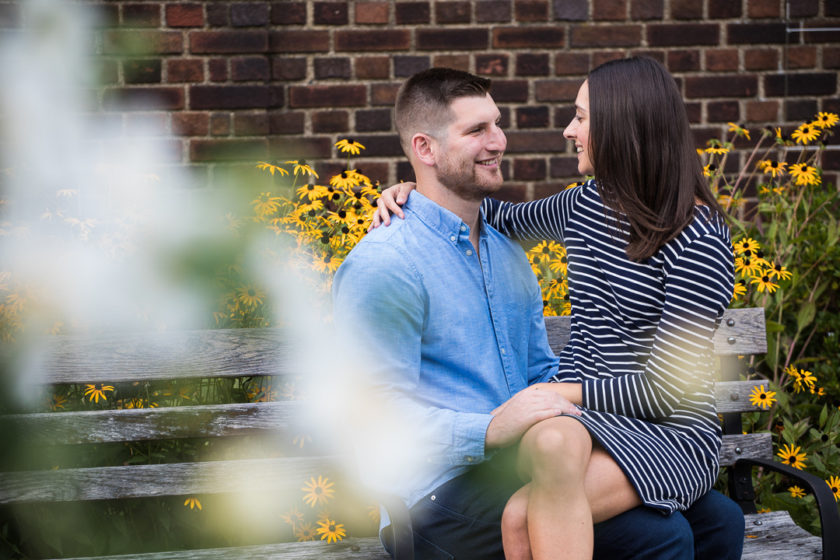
[411,133,437,167]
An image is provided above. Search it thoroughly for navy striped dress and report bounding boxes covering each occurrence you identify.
[483,179,735,514]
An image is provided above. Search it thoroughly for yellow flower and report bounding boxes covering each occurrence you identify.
[813,112,838,129]
[49,394,68,411]
[286,160,319,178]
[247,384,276,403]
[281,506,305,529]
[256,161,289,176]
[757,507,771,514]
[316,518,346,543]
[735,257,763,277]
[788,485,806,499]
[302,475,335,507]
[252,192,283,217]
[311,252,342,274]
[727,122,751,140]
[777,444,807,470]
[529,240,565,264]
[794,369,817,393]
[734,237,760,255]
[367,504,381,524]
[732,279,747,300]
[768,263,792,280]
[750,271,778,293]
[827,476,840,502]
[704,146,729,155]
[236,285,265,309]
[565,182,582,190]
[330,171,361,190]
[748,385,776,410]
[184,497,202,510]
[757,160,786,178]
[335,138,366,155]
[791,123,820,145]
[788,163,820,186]
[295,522,317,542]
[294,183,328,202]
[84,383,115,403]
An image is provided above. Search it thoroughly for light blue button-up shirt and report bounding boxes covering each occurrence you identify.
[332,191,558,512]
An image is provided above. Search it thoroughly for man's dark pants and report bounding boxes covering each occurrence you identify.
[382,451,745,559]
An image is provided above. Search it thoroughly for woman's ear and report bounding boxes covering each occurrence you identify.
[411,133,437,167]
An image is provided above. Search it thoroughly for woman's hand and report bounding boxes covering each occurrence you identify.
[369,181,417,230]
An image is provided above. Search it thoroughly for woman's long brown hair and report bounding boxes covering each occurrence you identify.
[588,56,726,261]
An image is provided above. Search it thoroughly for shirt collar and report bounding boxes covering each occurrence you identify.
[404,190,484,241]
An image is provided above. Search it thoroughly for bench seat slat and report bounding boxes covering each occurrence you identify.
[720,433,772,466]
[741,511,821,559]
[0,457,346,503]
[55,538,390,560]
[2,401,304,444]
[715,380,766,414]
[32,309,765,385]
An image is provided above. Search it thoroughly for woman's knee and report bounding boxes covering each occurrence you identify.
[520,418,590,478]
[501,490,528,534]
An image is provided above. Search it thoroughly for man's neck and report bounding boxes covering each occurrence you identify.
[416,181,482,249]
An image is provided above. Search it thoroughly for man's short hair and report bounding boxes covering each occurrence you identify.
[394,68,491,157]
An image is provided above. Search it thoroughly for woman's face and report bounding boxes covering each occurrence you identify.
[564,80,593,176]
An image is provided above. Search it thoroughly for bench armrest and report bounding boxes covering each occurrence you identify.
[735,457,840,559]
[377,494,414,560]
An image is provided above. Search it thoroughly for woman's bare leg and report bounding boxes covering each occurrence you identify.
[502,485,532,560]
[516,416,642,559]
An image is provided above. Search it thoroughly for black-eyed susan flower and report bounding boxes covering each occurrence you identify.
[768,263,792,280]
[286,160,319,179]
[704,146,729,156]
[302,475,335,507]
[316,518,346,543]
[727,122,751,140]
[757,160,787,178]
[777,443,807,470]
[791,123,820,145]
[184,497,202,510]
[750,272,778,293]
[236,285,265,309]
[49,394,68,411]
[296,183,329,201]
[749,385,776,410]
[794,369,817,394]
[330,171,361,190]
[827,476,840,502]
[565,182,582,190]
[84,383,115,403]
[335,138,365,155]
[813,112,839,129]
[735,257,763,277]
[788,163,821,186]
[788,485,806,499]
[732,279,747,301]
[256,161,289,176]
[312,252,342,274]
[252,192,283,217]
[282,506,305,529]
[734,237,760,255]
[295,522,316,542]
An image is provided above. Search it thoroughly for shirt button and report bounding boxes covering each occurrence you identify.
[465,249,473,256]
[430,495,436,501]
[450,235,456,242]
[460,225,467,232]
[500,348,506,354]
[465,456,474,463]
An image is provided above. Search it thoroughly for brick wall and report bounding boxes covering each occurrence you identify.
[2,0,839,197]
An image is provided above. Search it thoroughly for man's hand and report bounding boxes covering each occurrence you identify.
[369,181,416,230]
[485,384,581,450]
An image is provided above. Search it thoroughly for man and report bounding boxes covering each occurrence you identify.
[332,68,741,559]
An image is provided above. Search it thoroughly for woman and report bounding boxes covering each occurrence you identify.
[373,57,740,559]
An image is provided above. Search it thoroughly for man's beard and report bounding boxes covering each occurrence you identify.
[436,153,503,202]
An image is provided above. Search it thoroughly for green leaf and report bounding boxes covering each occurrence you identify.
[796,301,816,333]
[820,404,828,428]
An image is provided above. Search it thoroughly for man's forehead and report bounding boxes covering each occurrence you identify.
[447,94,499,123]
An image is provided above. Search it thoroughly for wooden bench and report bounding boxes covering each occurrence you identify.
[0,307,837,559]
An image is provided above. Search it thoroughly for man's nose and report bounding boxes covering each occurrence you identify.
[488,124,507,151]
